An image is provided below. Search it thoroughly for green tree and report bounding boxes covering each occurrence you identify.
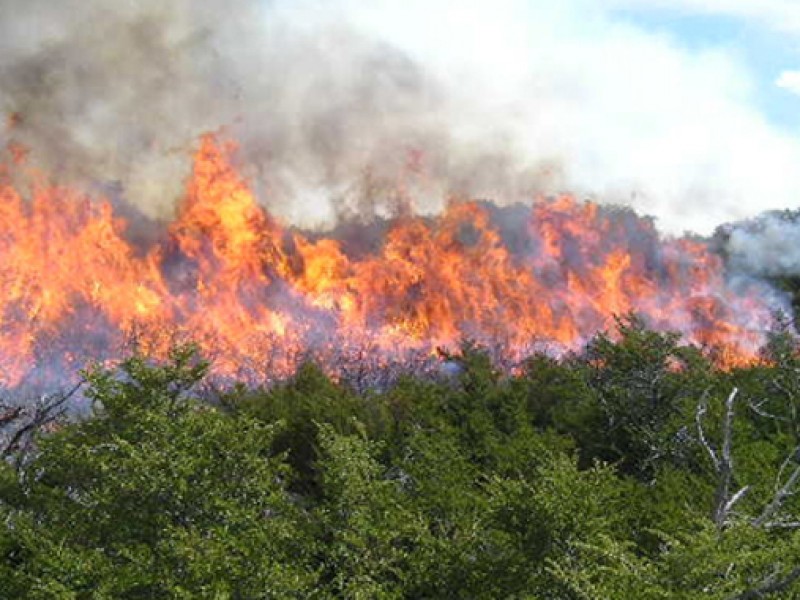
[0,347,315,598]
[312,424,430,599]
[580,314,714,477]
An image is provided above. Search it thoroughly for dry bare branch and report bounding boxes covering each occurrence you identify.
[696,389,719,471]
[696,388,742,527]
[0,380,83,467]
[753,445,800,528]
[730,566,800,600]
[712,388,739,527]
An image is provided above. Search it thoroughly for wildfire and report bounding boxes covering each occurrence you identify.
[0,134,780,387]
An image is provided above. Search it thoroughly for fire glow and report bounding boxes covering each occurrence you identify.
[0,135,781,387]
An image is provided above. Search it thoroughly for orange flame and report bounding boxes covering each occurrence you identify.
[0,134,781,386]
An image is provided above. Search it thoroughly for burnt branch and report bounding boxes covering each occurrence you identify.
[0,380,83,467]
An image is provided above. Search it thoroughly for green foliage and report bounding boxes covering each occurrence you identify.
[580,315,716,477]
[2,328,800,598]
[232,362,379,498]
[1,346,315,598]
[313,425,429,599]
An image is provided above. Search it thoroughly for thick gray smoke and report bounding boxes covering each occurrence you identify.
[0,0,563,227]
[3,0,799,236]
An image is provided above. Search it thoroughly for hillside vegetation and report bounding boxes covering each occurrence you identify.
[1,317,800,598]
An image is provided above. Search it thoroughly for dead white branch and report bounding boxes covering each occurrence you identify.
[753,444,800,529]
[696,390,719,471]
[697,388,740,527]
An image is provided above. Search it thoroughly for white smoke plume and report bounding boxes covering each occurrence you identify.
[725,214,800,276]
[1,0,798,234]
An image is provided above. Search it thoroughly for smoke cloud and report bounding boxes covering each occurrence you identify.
[1,0,798,234]
[725,214,800,276]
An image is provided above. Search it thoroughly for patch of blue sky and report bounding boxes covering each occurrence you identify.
[611,8,800,131]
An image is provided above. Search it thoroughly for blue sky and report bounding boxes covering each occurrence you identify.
[611,6,800,131]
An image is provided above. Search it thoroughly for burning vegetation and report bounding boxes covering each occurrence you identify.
[0,134,784,389]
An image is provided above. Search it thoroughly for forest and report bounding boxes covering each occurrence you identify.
[0,316,799,598]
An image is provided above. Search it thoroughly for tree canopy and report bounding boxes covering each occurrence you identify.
[2,322,800,598]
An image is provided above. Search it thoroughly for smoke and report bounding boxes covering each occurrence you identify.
[0,0,561,227]
[1,0,799,234]
[725,214,800,276]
